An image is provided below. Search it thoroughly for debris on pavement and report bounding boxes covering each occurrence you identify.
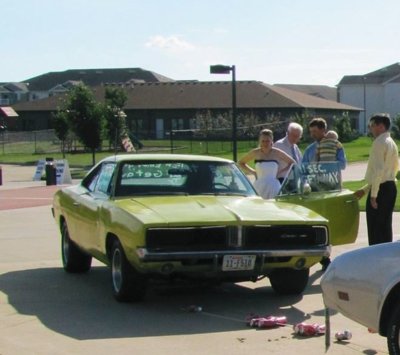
[293,322,326,336]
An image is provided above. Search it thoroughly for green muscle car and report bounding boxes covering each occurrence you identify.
[52,155,358,302]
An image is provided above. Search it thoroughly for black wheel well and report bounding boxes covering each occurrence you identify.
[106,233,119,261]
[380,282,400,336]
[59,215,66,232]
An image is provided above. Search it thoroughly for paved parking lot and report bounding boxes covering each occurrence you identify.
[0,163,392,354]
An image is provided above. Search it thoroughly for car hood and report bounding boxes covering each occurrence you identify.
[113,195,326,226]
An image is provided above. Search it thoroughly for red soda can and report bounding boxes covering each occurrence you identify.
[257,316,287,329]
[335,330,352,341]
[294,322,325,336]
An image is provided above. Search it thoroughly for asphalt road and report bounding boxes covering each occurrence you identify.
[0,163,393,355]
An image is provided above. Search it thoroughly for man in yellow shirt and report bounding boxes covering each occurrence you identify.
[355,113,399,245]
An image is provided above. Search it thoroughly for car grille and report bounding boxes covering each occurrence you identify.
[146,225,328,252]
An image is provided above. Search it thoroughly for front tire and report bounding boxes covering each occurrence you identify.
[387,303,400,355]
[111,240,147,302]
[269,268,309,295]
[61,222,92,273]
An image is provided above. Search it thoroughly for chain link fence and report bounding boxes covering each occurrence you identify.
[0,127,262,156]
[0,130,61,155]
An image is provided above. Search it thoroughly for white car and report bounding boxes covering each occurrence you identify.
[321,242,400,355]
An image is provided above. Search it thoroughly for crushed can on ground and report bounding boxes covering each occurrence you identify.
[246,314,287,329]
[335,330,352,341]
[293,322,326,336]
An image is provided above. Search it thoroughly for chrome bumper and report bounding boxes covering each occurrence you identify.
[137,246,331,262]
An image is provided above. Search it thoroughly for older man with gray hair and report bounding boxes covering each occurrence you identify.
[274,122,303,181]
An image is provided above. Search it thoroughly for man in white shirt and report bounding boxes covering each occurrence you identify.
[274,122,303,181]
[355,113,399,245]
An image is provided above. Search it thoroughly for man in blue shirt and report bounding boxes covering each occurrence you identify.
[302,117,347,271]
[302,117,346,169]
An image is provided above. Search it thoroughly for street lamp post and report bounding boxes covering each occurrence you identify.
[210,64,237,162]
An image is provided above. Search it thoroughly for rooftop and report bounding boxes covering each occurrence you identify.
[22,67,175,91]
[13,81,360,112]
[338,62,400,85]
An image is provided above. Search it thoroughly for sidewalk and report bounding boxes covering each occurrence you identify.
[0,163,81,190]
[341,161,367,181]
[0,164,45,190]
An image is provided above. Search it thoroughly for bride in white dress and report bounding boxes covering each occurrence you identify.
[239,129,295,199]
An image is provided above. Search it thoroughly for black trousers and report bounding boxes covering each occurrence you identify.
[366,181,397,245]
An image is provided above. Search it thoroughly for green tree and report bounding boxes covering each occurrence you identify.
[333,112,359,142]
[64,84,104,165]
[52,109,69,158]
[104,87,128,151]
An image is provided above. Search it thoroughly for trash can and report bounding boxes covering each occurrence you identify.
[45,158,57,186]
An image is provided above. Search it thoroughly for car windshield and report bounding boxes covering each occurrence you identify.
[114,160,257,197]
[279,161,342,195]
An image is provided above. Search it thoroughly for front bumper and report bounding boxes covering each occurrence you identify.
[137,246,331,262]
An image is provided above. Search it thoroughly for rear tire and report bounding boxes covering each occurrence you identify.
[387,303,400,355]
[61,222,92,273]
[269,268,309,295]
[111,240,147,302]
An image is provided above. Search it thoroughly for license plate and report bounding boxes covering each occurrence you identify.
[222,255,256,271]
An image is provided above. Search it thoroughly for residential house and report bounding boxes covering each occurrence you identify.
[338,62,400,133]
[25,67,174,101]
[0,82,29,105]
[2,67,174,103]
[12,81,361,138]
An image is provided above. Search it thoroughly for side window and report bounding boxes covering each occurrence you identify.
[82,165,102,192]
[88,174,100,192]
[95,163,116,195]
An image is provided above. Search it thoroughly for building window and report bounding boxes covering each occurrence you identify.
[172,118,184,130]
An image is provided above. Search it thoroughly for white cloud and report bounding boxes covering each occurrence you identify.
[145,35,195,51]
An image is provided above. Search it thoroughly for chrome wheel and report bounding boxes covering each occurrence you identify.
[62,226,70,264]
[110,240,147,302]
[112,248,123,293]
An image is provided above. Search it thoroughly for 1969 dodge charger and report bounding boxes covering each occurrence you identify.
[52,154,359,302]
[321,242,400,355]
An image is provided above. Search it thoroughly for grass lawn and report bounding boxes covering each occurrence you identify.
[2,136,400,211]
[0,136,378,166]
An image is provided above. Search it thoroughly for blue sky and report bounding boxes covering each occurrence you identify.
[1,0,399,86]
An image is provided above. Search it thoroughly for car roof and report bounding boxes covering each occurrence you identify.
[101,154,233,164]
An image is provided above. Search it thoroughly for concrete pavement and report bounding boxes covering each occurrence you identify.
[0,161,393,355]
[0,206,390,355]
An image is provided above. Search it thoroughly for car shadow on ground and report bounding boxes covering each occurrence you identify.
[0,266,327,340]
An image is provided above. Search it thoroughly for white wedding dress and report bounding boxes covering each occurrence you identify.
[253,160,281,199]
